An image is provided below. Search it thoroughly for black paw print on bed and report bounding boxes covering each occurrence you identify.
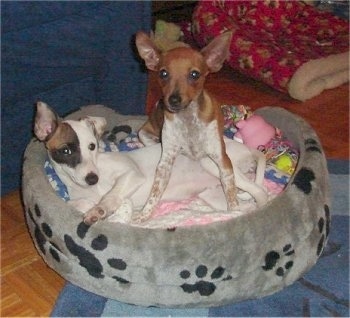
[292,138,322,194]
[26,204,63,263]
[316,204,331,257]
[64,222,130,283]
[292,138,331,256]
[102,125,132,143]
[27,204,130,284]
[262,244,295,277]
[179,265,232,296]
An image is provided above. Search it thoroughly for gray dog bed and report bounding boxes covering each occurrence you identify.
[22,105,330,307]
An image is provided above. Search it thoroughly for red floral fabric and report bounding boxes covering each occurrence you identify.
[192,0,349,93]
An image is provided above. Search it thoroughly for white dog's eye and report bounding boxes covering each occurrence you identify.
[88,143,96,151]
[58,145,72,155]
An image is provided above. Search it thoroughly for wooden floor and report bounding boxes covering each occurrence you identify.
[1,65,348,316]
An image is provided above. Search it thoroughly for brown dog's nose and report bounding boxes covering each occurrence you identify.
[168,93,182,109]
[85,172,99,185]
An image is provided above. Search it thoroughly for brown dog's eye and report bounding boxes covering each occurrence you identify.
[88,143,96,151]
[189,70,200,80]
[159,69,169,80]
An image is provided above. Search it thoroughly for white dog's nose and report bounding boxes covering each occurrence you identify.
[85,172,99,185]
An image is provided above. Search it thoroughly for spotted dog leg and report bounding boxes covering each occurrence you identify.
[133,150,177,223]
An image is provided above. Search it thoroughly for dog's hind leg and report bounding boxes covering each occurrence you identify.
[234,168,268,208]
[251,149,266,186]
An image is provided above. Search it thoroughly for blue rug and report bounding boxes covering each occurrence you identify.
[51,160,349,317]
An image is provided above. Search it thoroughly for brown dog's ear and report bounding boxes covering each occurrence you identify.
[201,31,232,73]
[34,101,60,141]
[135,31,160,71]
[83,116,107,139]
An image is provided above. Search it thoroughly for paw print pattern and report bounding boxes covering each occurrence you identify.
[292,138,322,195]
[316,204,331,257]
[305,138,322,154]
[64,222,129,284]
[292,167,315,194]
[262,244,295,277]
[102,125,132,143]
[180,265,232,296]
[64,233,105,278]
[26,204,62,262]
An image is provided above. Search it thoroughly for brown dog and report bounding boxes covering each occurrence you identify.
[134,31,237,222]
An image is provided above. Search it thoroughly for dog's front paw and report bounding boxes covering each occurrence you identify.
[131,201,156,224]
[131,213,149,224]
[131,209,153,224]
[83,206,107,225]
[227,198,239,211]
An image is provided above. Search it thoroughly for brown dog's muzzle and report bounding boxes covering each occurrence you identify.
[166,92,189,113]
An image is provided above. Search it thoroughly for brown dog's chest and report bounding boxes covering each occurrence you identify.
[162,104,220,160]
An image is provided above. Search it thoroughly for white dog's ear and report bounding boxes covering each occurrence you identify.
[135,31,160,71]
[201,31,232,73]
[34,101,60,141]
[83,116,107,139]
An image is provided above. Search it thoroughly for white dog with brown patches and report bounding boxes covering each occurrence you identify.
[34,102,267,225]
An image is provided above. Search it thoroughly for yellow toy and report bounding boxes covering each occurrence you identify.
[151,20,189,52]
[274,154,295,174]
